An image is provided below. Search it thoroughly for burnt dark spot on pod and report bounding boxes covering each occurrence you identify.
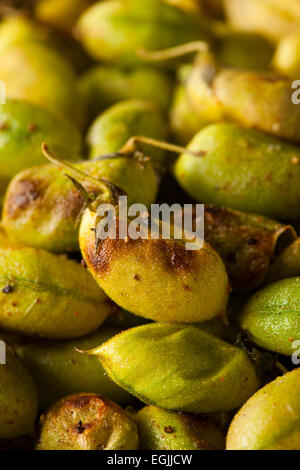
[6,179,41,217]
[2,284,13,294]
[133,274,141,281]
[27,122,37,132]
[247,238,257,246]
[164,426,174,434]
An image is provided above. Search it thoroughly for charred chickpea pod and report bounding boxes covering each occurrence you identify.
[78,65,174,120]
[135,406,225,450]
[0,40,85,127]
[40,136,228,324]
[2,142,157,253]
[227,369,300,450]
[174,123,300,220]
[224,0,300,42]
[0,343,38,439]
[0,99,81,204]
[36,393,139,450]
[238,277,300,356]
[87,99,169,169]
[0,246,112,339]
[16,327,134,410]
[85,323,259,414]
[75,0,212,67]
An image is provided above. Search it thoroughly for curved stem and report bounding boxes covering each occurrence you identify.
[42,143,117,202]
[137,41,209,62]
[119,136,206,158]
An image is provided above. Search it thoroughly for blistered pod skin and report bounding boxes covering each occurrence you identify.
[91,324,259,413]
[0,42,85,127]
[76,0,212,66]
[273,32,300,77]
[87,100,169,167]
[238,277,300,356]
[136,406,225,450]
[16,327,133,410]
[224,0,300,42]
[227,369,300,450]
[0,247,112,339]
[0,99,81,203]
[0,344,38,439]
[174,123,300,220]
[2,155,157,253]
[36,394,138,450]
[35,0,95,30]
[78,65,173,120]
[79,209,229,324]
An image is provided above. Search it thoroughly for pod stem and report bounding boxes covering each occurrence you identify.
[42,143,122,206]
[137,41,209,62]
[119,136,206,158]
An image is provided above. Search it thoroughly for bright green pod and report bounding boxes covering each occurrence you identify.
[216,31,273,70]
[174,123,300,220]
[2,153,157,253]
[266,238,300,283]
[78,65,173,120]
[204,205,296,292]
[273,32,300,77]
[35,0,95,30]
[0,99,81,204]
[224,0,300,42]
[135,406,225,450]
[87,100,169,168]
[16,327,133,410]
[76,0,212,66]
[227,369,300,450]
[238,277,300,356]
[80,209,229,324]
[186,58,300,143]
[0,247,112,339]
[89,323,259,413]
[0,343,38,439]
[36,393,138,450]
[0,41,85,127]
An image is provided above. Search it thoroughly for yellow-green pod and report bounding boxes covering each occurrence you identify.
[266,238,300,283]
[216,31,273,70]
[136,406,225,450]
[16,327,133,410]
[87,100,169,168]
[238,277,300,356]
[2,153,157,253]
[0,343,38,439]
[164,0,202,14]
[79,209,229,324]
[0,99,81,204]
[227,369,300,450]
[35,0,94,30]
[174,123,300,220]
[78,65,173,119]
[186,58,300,143]
[273,32,300,77]
[89,323,259,413]
[224,0,300,42]
[0,15,50,55]
[0,41,85,127]
[0,225,11,248]
[76,0,212,66]
[0,247,112,339]
[36,393,138,450]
